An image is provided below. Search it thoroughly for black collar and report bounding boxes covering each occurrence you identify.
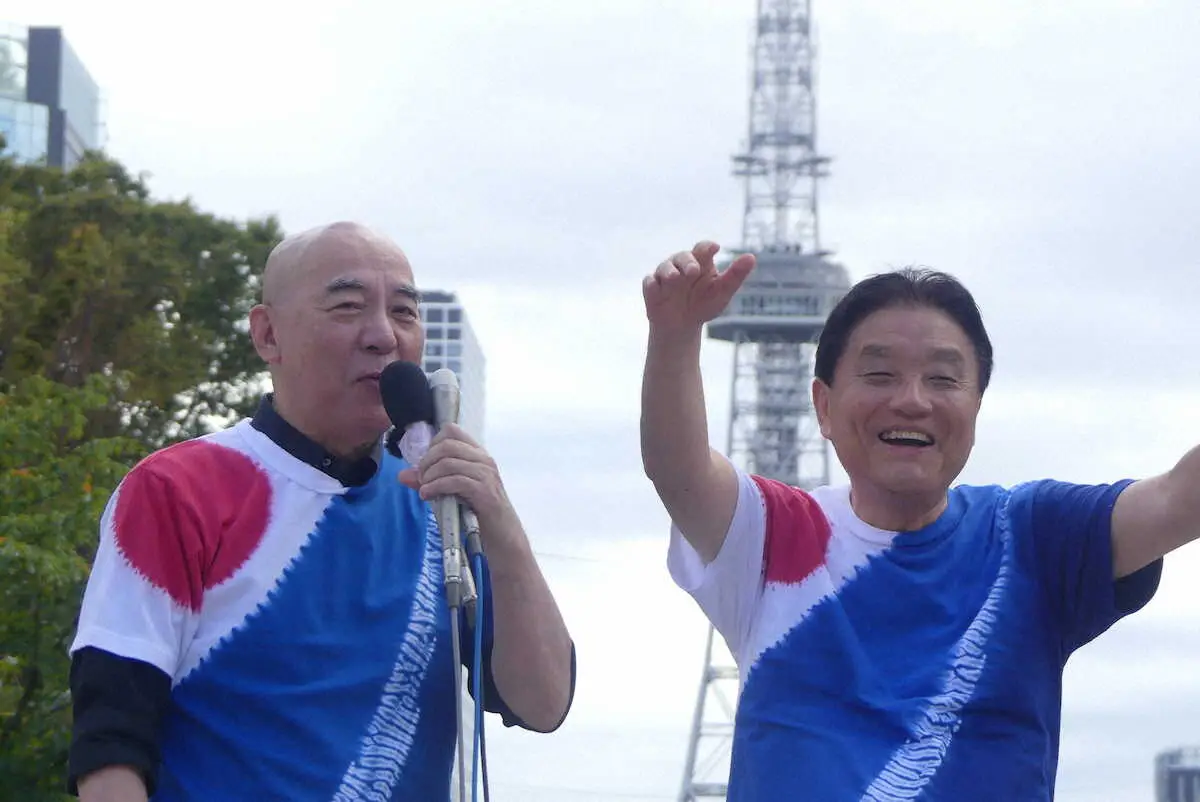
[250,394,379,487]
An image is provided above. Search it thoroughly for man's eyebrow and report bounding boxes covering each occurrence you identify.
[928,347,966,366]
[324,276,365,294]
[856,343,966,369]
[322,277,421,302]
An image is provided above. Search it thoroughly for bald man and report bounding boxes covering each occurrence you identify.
[66,222,575,802]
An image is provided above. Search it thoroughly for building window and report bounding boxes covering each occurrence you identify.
[447,343,462,356]
[57,40,101,150]
[425,307,443,322]
[447,327,460,341]
[0,33,28,100]
[448,359,461,373]
[427,326,443,340]
[426,343,444,356]
[426,360,443,372]
[448,309,462,323]
[0,97,49,163]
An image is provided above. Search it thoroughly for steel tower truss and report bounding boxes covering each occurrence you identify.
[679,2,849,799]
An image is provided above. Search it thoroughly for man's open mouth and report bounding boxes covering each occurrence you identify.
[878,429,935,447]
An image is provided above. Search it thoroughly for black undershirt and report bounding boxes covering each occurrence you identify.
[249,393,379,487]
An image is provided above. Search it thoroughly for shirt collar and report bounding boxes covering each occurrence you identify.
[249,394,379,487]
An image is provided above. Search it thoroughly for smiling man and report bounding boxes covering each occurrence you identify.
[640,240,1193,801]
[66,222,575,802]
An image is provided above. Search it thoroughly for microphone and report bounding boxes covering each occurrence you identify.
[379,360,435,458]
[378,362,477,614]
[379,362,477,802]
[428,369,469,610]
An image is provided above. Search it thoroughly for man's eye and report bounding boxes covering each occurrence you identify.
[393,307,417,318]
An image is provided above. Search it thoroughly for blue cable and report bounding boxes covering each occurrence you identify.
[471,552,486,802]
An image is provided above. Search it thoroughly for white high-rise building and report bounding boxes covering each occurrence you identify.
[418,290,486,801]
[418,289,486,441]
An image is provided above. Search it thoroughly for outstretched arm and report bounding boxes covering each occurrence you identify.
[640,241,755,563]
[1112,444,1200,578]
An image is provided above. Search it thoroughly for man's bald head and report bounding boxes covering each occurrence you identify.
[260,221,411,307]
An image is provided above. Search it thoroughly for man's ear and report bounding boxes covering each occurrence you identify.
[249,304,281,365]
[812,377,833,440]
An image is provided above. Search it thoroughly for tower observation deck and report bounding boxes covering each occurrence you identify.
[708,245,848,486]
[678,2,850,800]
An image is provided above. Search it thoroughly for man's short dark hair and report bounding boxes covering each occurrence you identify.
[814,267,994,392]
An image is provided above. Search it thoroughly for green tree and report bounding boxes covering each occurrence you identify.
[0,374,139,800]
[0,148,283,447]
[0,145,284,796]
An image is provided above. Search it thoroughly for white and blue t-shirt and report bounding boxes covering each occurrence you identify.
[70,417,501,801]
[668,463,1161,801]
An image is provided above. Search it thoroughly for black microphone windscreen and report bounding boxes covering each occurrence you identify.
[379,360,435,431]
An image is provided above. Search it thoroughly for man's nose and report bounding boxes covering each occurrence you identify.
[361,308,399,353]
[889,377,933,416]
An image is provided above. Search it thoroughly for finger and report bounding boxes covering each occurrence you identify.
[397,467,420,489]
[692,240,720,273]
[643,273,663,307]
[446,422,480,448]
[419,440,487,476]
[423,431,483,470]
[419,435,493,471]
[430,422,479,449]
[418,473,492,503]
[718,253,756,290]
[653,259,690,295]
[418,455,493,486]
[668,250,700,278]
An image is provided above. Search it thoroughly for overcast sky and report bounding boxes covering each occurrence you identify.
[13,1,1200,799]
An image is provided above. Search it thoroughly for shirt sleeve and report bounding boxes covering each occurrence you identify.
[667,460,768,660]
[69,462,204,677]
[67,456,211,793]
[1021,478,1163,654]
[460,556,577,734]
[67,648,172,796]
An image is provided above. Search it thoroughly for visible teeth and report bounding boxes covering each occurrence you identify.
[880,430,933,444]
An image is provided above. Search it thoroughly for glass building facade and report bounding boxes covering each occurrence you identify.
[419,290,487,442]
[0,23,101,168]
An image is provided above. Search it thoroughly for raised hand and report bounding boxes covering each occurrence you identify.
[639,240,750,561]
[642,240,755,334]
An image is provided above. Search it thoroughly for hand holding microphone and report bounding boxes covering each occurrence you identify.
[380,362,516,609]
[382,365,517,547]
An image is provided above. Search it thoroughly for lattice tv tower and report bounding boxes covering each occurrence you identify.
[678,1,850,799]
